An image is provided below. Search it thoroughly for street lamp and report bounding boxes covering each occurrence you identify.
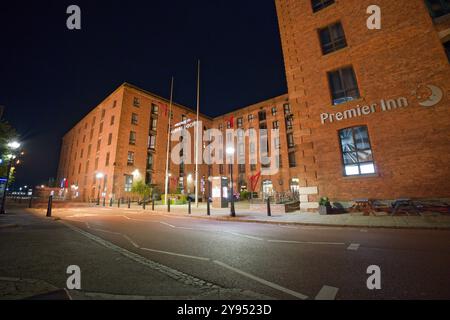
[226,146,236,217]
[96,172,104,206]
[0,141,21,215]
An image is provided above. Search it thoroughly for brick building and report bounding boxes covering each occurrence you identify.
[58,0,450,207]
[274,0,450,208]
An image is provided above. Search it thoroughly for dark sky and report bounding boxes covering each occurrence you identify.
[0,0,287,188]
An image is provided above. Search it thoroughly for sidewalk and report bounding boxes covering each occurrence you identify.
[0,209,271,300]
[34,202,450,230]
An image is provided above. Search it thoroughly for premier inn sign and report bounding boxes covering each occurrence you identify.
[320,84,445,125]
[320,97,409,125]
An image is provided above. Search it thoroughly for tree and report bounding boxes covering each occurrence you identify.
[0,120,19,182]
[131,179,152,200]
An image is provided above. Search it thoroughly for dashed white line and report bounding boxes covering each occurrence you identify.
[141,248,210,261]
[225,232,264,241]
[315,285,339,300]
[213,260,308,300]
[268,239,345,246]
[347,243,360,251]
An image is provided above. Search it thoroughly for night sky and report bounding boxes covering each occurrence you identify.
[0,0,287,188]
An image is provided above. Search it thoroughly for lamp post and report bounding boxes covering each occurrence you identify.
[96,172,104,206]
[226,146,236,217]
[1,141,21,215]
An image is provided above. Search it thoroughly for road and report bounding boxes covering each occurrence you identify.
[53,207,450,300]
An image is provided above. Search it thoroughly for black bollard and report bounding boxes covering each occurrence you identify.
[110,198,113,207]
[143,197,146,210]
[118,198,120,208]
[188,198,191,214]
[152,199,155,211]
[167,197,171,213]
[207,198,210,216]
[46,195,53,217]
[128,198,131,209]
[267,197,272,217]
[28,195,33,209]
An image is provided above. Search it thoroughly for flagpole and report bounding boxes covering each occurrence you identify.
[164,77,174,208]
[194,60,200,208]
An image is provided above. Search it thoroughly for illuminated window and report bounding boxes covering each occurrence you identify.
[124,175,133,192]
[248,114,255,122]
[131,113,138,125]
[127,151,135,166]
[339,126,376,176]
[271,107,277,116]
[133,97,140,107]
[288,152,296,168]
[129,131,136,145]
[151,104,159,115]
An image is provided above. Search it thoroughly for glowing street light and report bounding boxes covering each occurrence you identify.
[1,141,22,214]
[226,146,236,217]
[7,141,21,150]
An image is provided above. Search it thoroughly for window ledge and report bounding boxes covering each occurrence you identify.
[332,97,366,108]
[433,13,450,24]
[321,46,350,58]
[343,173,380,180]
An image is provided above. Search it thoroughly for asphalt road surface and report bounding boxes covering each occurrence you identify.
[57,208,450,300]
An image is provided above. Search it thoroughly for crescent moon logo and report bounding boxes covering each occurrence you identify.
[415,84,443,107]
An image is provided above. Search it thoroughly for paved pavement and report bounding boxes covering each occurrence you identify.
[2,205,450,300]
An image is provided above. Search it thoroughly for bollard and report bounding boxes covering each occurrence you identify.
[28,195,33,209]
[267,197,272,217]
[110,198,113,207]
[46,195,53,217]
[118,198,120,208]
[143,197,146,210]
[188,198,191,214]
[102,197,106,207]
[152,199,155,211]
[207,199,210,216]
[167,198,171,213]
[128,198,131,209]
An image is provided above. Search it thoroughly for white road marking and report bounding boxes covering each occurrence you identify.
[360,229,368,233]
[315,285,339,300]
[159,221,176,228]
[268,239,345,246]
[141,248,210,261]
[213,260,308,300]
[278,225,298,229]
[225,232,264,241]
[347,243,360,251]
[122,235,140,248]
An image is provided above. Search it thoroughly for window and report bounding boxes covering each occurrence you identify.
[258,111,267,122]
[131,113,138,125]
[80,149,84,159]
[90,129,94,141]
[85,161,89,173]
[283,103,291,115]
[425,0,450,18]
[96,139,101,151]
[179,162,185,175]
[124,175,133,192]
[101,109,106,120]
[133,97,140,107]
[108,133,113,145]
[129,131,136,145]
[285,116,294,130]
[328,66,360,105]
[87,145,92,156]
[339,126,376,176]
[219,164,224,175]
[319,22,347,55]
[237,117,243,128]
[82,135,86,143]
[94,157,99,170]
[112,100,117,108]
[110,116,115,126]
[312,0,335,13]
[250,164,257,171]
[271,107,277,116]
[444,41,450,63]
[150,118,157,131]
[274,137,281,149]
[105,152,110,166]
[248,114,255,122]
[151,104,159,115]
[273,121,280,129]
[127,151,135,166]
[288,152,297,168]
[148,135,156,149]
[147,153,154,170]
[287,133,295,148]
[226,121,232,129]
[78,163,82,174]
[239,164,246,174]
[218,124,223,131]
[99,122,103,134]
